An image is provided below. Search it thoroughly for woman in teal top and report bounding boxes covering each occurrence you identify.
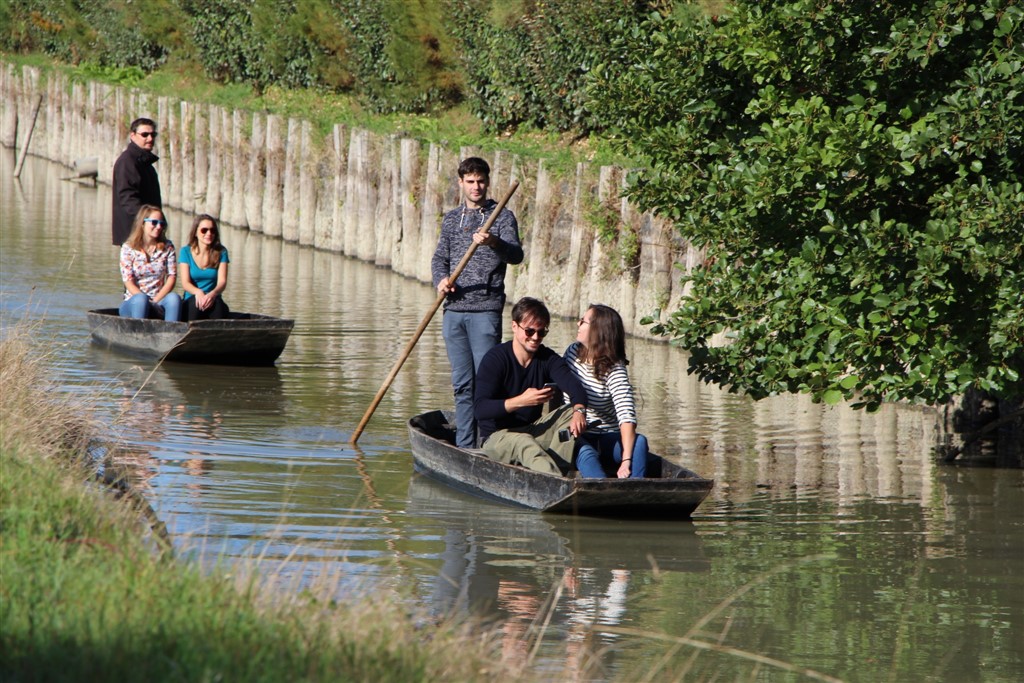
[178,214,231,321]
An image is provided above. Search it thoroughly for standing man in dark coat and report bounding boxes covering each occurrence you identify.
[111,117,162,246]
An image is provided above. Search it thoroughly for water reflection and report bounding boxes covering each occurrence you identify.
[405,474,709,678]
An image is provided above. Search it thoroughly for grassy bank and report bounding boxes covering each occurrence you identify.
[0,325,531,683]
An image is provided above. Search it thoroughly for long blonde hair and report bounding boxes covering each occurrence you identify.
[124,205,168,258]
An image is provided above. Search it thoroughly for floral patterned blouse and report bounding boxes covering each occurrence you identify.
[119,241,177,299]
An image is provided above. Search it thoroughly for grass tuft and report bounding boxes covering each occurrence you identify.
[0,318,99,463]
[0,322,536,683]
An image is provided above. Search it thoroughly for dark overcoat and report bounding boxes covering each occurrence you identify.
[111,141,161,245]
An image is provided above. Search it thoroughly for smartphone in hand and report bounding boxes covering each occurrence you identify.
[542,382,558,391]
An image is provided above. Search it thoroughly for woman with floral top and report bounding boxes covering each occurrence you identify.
[118,205,181,321]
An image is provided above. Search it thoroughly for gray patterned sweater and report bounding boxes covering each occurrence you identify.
[430,200,523,312]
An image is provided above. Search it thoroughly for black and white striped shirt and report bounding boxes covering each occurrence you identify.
[563,341,637,432]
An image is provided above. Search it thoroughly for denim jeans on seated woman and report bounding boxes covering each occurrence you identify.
[575,431,649,478]
[119,292,182,321]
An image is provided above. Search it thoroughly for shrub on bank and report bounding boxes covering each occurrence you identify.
[0,0,676,126]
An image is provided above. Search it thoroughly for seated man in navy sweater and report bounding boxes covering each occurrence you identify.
[473,297,589,474]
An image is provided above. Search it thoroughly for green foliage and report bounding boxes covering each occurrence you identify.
[75,62,146,87]
[182,0,351,92]
[333,0,416,110]
[179,0,464,111]
[444,0,669,133]
[2,1,463,112]
[594,0,1024,408]
[183,0,275,89]
[378,0,464,111]
[0,0,691,132]
[0,0,171,69]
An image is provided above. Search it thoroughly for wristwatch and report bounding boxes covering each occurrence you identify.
[573,406,586,415]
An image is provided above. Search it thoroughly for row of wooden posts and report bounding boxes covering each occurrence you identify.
[0,62,701,339]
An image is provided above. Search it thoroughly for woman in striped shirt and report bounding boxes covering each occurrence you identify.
[564,304,649,478]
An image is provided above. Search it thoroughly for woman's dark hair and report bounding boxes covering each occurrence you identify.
[187,214,224,261]
[579,304,628,380]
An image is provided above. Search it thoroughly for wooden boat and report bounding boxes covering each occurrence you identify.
[408,410,714,518]
[87,308,294,366]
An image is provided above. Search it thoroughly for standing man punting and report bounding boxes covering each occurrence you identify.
[431,157,524,448]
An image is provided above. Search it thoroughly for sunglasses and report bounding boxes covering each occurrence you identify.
[144,218,167,227]
[199,227,216,235]
[520,325,548,339]
[136,131,158,139]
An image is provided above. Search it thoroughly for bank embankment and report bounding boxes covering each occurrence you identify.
[0,326,536,683]
[0,61,704,336]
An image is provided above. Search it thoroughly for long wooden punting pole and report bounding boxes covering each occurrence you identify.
[349,180,520,444]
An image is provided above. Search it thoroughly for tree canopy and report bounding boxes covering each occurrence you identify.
[589,0,1023,409]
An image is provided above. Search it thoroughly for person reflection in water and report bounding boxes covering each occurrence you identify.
[118,205,182,321]
[496,579,542,663]
[562,567,631,680]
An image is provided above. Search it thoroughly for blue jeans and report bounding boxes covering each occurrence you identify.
[119,292,182,321]
[443,309,501,448]
[575,431,649,478]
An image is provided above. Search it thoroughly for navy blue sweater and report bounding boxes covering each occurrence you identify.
[474,341,588,443]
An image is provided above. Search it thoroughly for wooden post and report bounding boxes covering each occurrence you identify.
[13,95,43,178]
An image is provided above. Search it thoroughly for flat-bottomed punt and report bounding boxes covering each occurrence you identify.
[409,410,714,518]
[87,308,294,366]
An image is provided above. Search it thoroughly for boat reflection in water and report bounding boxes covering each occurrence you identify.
[87,348,288,497]
[405,473,708,676]
[161,364,286,412]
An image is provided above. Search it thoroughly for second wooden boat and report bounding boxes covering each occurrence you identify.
[87,308,294,366]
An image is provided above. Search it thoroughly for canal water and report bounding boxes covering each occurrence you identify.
[2,152,1021,682]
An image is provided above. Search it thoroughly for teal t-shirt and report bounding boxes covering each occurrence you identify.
[179,246,229,299]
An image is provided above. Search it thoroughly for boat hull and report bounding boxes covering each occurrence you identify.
[408,410,714,518]
[87,308,294,366]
